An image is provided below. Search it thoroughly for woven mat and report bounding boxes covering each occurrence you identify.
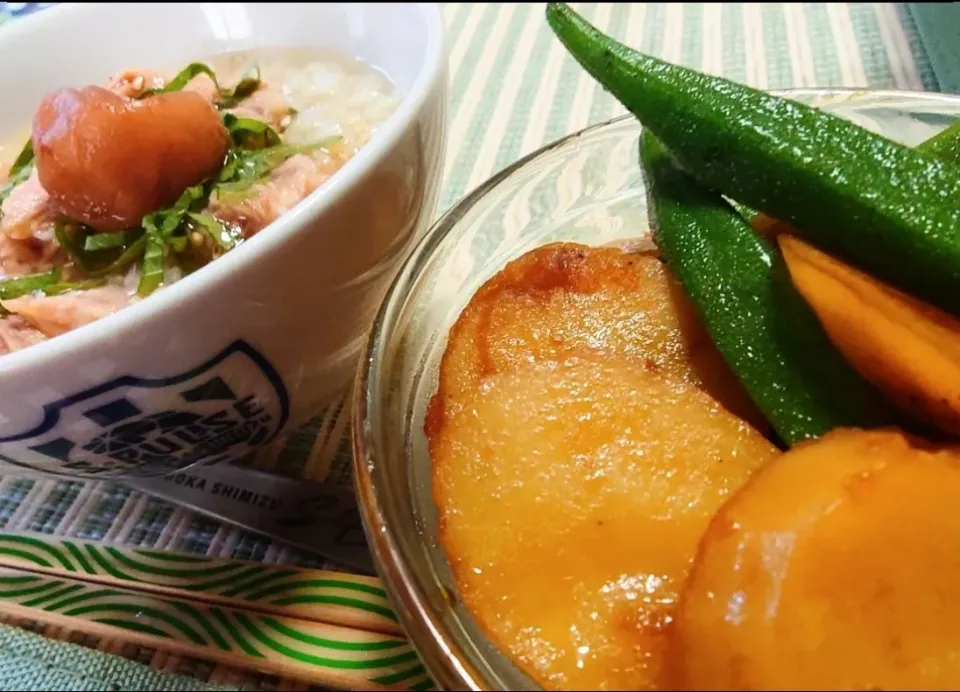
[0,2,941,690]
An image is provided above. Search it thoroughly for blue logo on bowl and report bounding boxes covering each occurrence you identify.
[0,340,289,478]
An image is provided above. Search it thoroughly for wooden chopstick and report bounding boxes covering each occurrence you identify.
[0,531,401,635]
[0,563,433,691]
[0,532,432,690]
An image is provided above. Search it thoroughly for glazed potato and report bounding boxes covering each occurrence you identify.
[672,427,960,691]
[781,233,960,436]
[431,355,779,690]
[426,242,768,439]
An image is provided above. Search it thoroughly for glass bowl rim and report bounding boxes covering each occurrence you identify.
[352,86,960,691]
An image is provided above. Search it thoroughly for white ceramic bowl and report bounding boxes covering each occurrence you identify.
[0,2,447,479]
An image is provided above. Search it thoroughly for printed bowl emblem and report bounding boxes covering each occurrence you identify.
[0,340,289,478]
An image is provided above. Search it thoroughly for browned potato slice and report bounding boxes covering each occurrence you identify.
[781,233,960,436]
[671,427,960,691]
[426,242,768,439]
[431,356,779,690]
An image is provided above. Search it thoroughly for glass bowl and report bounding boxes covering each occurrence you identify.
[352,88,960,691]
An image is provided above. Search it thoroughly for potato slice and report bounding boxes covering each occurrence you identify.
[427,242,768,439]
[672,427,960,691]
[780,233,960,435]
[431,356,779,690]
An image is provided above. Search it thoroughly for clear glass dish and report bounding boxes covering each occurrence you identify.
[352,89,960,691]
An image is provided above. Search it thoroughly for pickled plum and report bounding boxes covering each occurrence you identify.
[32,85,229,231]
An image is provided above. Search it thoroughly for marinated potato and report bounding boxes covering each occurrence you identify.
[781,233,960,436]
[672,427,960,691]
[429,242,768,438]
[431,355,779,690]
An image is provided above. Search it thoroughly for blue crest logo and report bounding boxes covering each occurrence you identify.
[0,340,289,478]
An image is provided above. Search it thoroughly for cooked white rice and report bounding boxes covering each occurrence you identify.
[212,47,402,154]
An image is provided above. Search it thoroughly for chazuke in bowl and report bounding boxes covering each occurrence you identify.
[0,47,399,355]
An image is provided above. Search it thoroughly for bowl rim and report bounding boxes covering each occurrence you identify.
[352,86,960,691]
[0,1,446,377]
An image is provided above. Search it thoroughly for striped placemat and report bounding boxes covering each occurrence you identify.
[435,2,938,213]
[0,2,942,690]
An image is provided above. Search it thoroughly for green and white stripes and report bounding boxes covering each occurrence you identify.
[436,2,937,214]
[0,567,433,691]
[0,534,400,635]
